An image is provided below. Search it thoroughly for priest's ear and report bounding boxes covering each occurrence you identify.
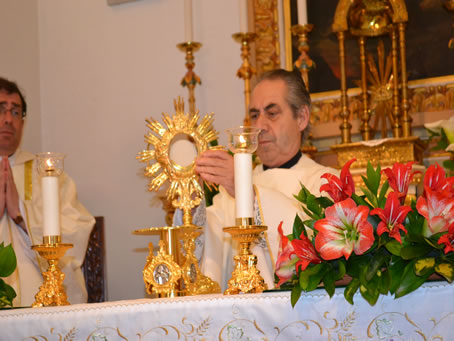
[296,104,310,132]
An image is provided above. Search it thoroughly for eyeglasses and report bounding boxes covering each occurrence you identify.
[0,104,24,120]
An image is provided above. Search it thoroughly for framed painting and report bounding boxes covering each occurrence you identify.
[284,0,454,94]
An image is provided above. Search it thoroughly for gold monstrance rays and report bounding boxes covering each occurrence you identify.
[138,98,217,226]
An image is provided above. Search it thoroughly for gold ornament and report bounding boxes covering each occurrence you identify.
[32,242,73,307]
[143,240,182,296]
[135,97,221,297]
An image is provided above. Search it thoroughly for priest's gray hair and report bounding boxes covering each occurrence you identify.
[256,69,311,143]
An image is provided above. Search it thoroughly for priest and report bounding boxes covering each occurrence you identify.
[195,69,338,290]
[0,77,94,306]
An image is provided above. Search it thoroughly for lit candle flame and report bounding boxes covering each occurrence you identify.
[46,159,54,169]
[238,135,247,149]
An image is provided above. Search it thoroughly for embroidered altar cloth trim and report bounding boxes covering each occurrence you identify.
[1,281,453,340]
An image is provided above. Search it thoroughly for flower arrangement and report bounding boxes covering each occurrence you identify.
[0,242,17,308]
[275,159,454,307]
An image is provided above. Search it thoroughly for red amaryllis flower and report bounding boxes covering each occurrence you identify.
[320,158,356,203]
[292,232,321,272]
[423,163,454,194]
[382,161,419,202]
[438,224,454,254]
[314,198,374,260]
[275,222,321,286]
[370,191,412,243]
[416,187,454,237]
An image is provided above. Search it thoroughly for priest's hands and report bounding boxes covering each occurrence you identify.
[195,150,235,198]
[0,158,23,230]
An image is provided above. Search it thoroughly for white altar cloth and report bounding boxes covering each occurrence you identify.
[1,281,453,340]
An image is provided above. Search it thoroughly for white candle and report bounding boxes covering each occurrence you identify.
[42,176,60,237]
[234,153,253,218]
[239,0,248,33]
[297,0,308,25]
[184,0,193,42]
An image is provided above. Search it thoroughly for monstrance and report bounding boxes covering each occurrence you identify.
[134,97,220,297]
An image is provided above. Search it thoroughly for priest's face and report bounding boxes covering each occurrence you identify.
[249,79,309,168]
[0,91,24,157]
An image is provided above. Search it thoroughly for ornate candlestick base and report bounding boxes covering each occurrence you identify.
[134,224,220,297]
[31,242,73,307]
[223,224,268,295]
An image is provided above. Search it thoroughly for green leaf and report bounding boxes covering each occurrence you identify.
[322,268,336,297]
[414,257,436,277]
[435,261,454,282]
[299,263,327,292]
[365,248,390,281]
[388,256,406,294]
[0,279,16,308]
[394,260,430,298]
[351,193,370,208]
[290,284,303,307]
[377,181,390,207]
[344,278,360,305]
[366,162,381,195]
[346,255,371,278]
[294,184,311,204]
[360,186,378,208]
[443,159,454,171]
[400,243,432,260]
[359,272,380,306]
[378,269,391,295]
[0,244,17,278]
[315,196,334,209]
[301,206,318,220]
[292,214,306,240]
[306,194,323,219]
[335,260,347,281]
[385,239,402,256]
[424,235,445,250]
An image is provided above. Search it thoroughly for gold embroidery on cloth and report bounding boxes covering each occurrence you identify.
[24,159,33,201]
[254,184,275,270]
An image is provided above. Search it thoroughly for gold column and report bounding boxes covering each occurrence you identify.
[337,31,352,144]
[398,23,411,137]
[292,24,314,91]
[391,25,401,137]
[177,41,202,115]
[358,36,371,140]
[233,33,257,126]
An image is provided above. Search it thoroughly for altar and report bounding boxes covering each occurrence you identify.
[1,281,453,340]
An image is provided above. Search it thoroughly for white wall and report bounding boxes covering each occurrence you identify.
[0,0,42,152]
[34,0,244,301]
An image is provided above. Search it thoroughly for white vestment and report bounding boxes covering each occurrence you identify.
[0,150,95,307]
[202,154,338,291]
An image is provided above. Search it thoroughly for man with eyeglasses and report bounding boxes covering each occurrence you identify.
[0,77,94,307]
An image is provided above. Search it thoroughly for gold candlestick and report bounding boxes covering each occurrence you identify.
[232,32,257,126]
[223,127,267,295]
[223,224,268,294]
[32,237,73,307]
[177,41,202,115]
[291,24,314,91]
